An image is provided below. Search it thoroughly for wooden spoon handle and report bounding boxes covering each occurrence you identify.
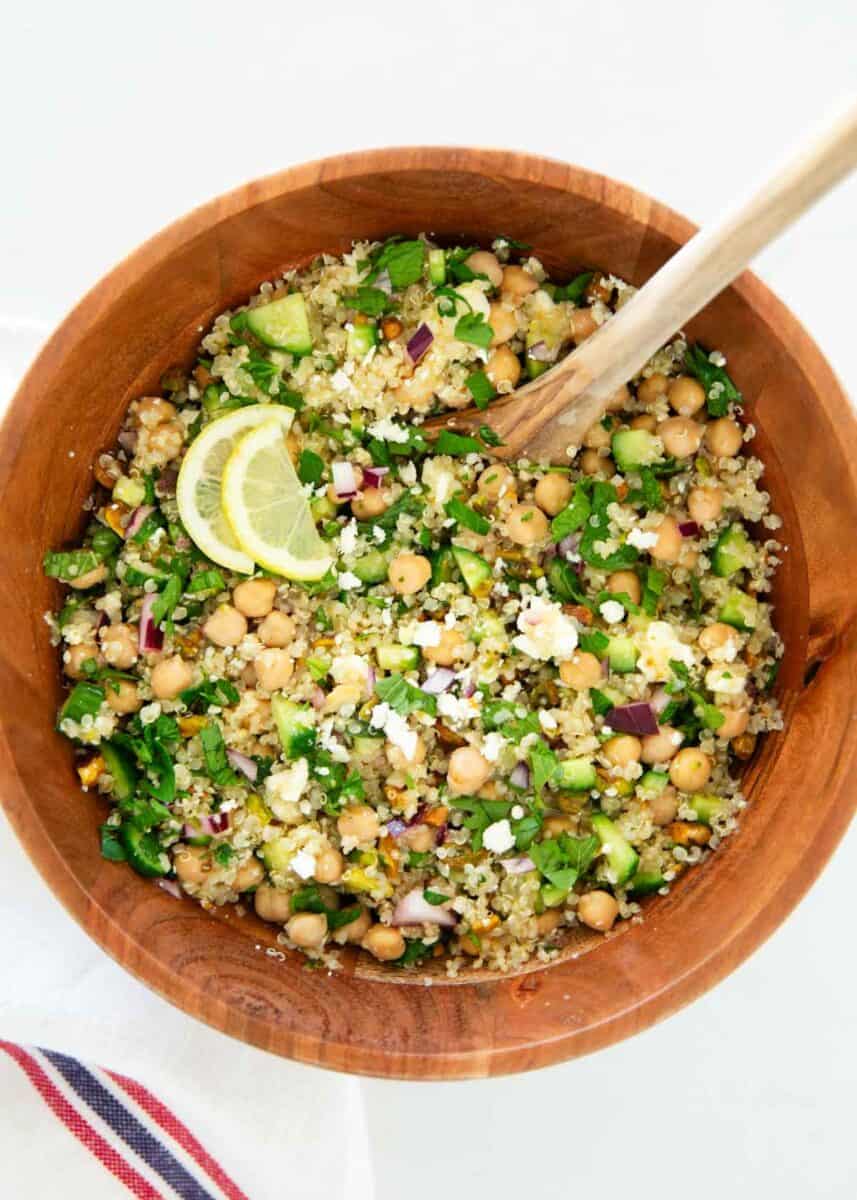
[439,99,857,462]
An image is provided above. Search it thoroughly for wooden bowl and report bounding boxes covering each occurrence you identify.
[1,148,855,1080]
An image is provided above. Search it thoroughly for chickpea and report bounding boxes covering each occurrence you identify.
[232,578,277,619]
[651,515,682,563]
[393,367,436,411]
[698,622,740,661]
[505,503,549,545]
[147,421,185,464]
[287,912,327,949]
[324,683,363,713]
[535,909,563,937]
[705,417,743,458]
[488,301,518,345]
[447,746,492,795]
[603,735,642,766]
[649,786,679,826]
[668,376,706,416]
[174,845,209,886]
[669,747,713,792]
[606,384,631,413]
[569,308,598,342]
[337,804,380,843]
[678,542,699,571]
[99,623,138,669]
[640,725,682,764]
[717,707,750,739]
[386,734,426,771]
[150,655,194,700]
[232,856,265,892]
[254,883,292,923]
[333,907,372,944]
[402,824,435,853]
[606,570,641,606]
[64,642,102,679]
[314,846,344,884]
[477,463,516,501]
[486,345,522,390]
[69,564,108,590]
[559,652,603,691]
[500,265,538,303]
[637,373,669,405]
[257,611,295,648]
[583,420,612,450]
[388,553,431,596]
[362,924,406,961]
[381,315,403,340]
[423,627,466,667]
[577,890,619,932]
[134,396,177,427]
[580,448,613,477]
[658,416,703,459]
[255,648,294,691]
[543,815,574,836]
[465,250,503,288]
[351,489,389,520]
[203,604,248,647]
[630,413,657,432]
[534,473,573,516]
[688,485,724,525]
[106,680,142,714]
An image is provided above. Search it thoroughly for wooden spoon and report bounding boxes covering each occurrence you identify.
[427,100,857,463]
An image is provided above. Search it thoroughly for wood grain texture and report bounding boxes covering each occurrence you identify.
[0,148,855,1079]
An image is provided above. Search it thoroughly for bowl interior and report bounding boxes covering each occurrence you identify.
[1,149,855,1076]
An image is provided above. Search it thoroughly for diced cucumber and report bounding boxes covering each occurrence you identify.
[120,824,168,878]
[591,812,639,885]
[352,550,388,584]
[711,523,754,577]
[526,356,550,380]
[347,322,377,359]
[352,732,385,760]
[376,644,421,672]
[101,741,138,802]
[611,429,663,471]
[261,837,292,876]
[112,476,147,508]
[638,769,669,796]
[719,587,757,630]
[541,883,568,908]
[246,294,312,355]
[607,635,638,674]
[122,560,169,589]
[629,869,665,897]
[688,793,724,824]
[472,610,506,645]
[311,495,337,522]
[271,695,316,759]
[451,544,492,597]
[554,757,597,791]
[428,248,447,285]
[430,546,457,587]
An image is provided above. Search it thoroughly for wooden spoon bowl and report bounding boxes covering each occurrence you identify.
[1,148,855,1079]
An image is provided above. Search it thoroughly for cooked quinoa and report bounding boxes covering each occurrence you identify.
[44,237,783,975]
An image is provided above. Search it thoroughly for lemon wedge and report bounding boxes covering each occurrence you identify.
[222,418,333,581]
[176,405,295,575]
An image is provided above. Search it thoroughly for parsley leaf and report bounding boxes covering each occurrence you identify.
[454,312,494,349]
[244,350,279,394]
[199,721,238,788]
[641,566,667,617]
[374,673,437,716]
[344,285,396,317]
[433,431,483,457]
[298,449,325,485]
[546,557,588,605]
[589,688,613,716]
[529,738,558,797]
[444,497,491,535]
[367,239,425,289]
[550,484,592,541]
[578,629,610,656]
[151,570,186,628]
[579,481,638,571]
[179,677,240,712]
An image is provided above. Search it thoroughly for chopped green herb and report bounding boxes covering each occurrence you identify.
[478,424,505,448]
[443,497,491,535]
[59,682,105,725]
[213,843,235,867]
[344,286,396,317]
[641,566,667,617]
[465,370,496,409]
[562,272,595,304]
[454,312,494,349]
[374,673,437,717]
[685,343,742,416]
[394,939,433,967]
[423,889,450,906]
[298,449,325,485]
[578,629,610,656]
[199,721,238,788]
[529,738,558,797]
[433,430,483,457]
[43,549,102,584]
[550,485,592,541]
[187,569,225,595]
[589,688,613,717]
[366,238,425,289]
[179,677,240,712]
[99,823,126,862]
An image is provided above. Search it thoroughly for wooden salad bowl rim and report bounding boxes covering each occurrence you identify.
[1,147,855,1079]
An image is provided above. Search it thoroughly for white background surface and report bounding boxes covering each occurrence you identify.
[1,2,855,1197]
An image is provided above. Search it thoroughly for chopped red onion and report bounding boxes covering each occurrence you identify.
[605,702,659,736]
[310,686,326,710]
[650,686,670,715]
[678,520,699,538]
[406,323,434,363]
[559,533,580,560]
[510,761,531,789]
[385,818,407,838]
[117,430,138,454]
[460,679,476,698]
[421,667,456,694]
[392,887,457,928]
[155,468,179,497]
[365,666,376,697]
[207,812,230,835]
[227,749,258,783]
[156,879,183,899]
[332,461,359,500]
[502,855,537,875]
[138,593,163,653]
[124,504,154,539]
[362,466,389,489]
[528,340,558,363]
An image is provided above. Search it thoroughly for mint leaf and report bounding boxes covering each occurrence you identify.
[465,370,496,410]
[444,497,491,535]
[298,449,325,485]
[684,343,741,416]
[374,673,437,716]
[433,430,483,457]
[454,312,494,349]
[550,485,592,541]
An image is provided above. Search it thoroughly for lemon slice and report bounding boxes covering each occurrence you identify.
[222,418,333,581]
[176,405,295,574]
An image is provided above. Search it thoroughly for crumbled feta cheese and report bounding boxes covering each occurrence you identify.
[266,759,309,821]
[331,369,352,393]
[512,597,578,662]
[599,599,625,625]
[330,654,370,686]
[538,710,558,732]
[399,462,417,486]
[627,527,659,550]
[510,804,525,820]
[337,571,362,590]
[705,665,748,696]
[421,457,458,505]
[290,849,316,879]
[367,416,409,443]
[437,692,478,724]
[139,702,162,725]
[481,732,507,762]
[635,621,695,682]
[372,525,386,543]
[338,519,358,556]
[482,819,516,854]
[411,621,442,648]
[369,702,418,759]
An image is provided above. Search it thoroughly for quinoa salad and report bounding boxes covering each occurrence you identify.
[44,236,784,975]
